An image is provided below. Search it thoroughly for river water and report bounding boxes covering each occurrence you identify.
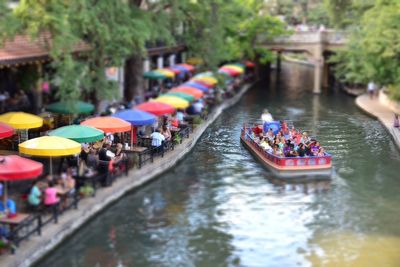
[36,64,400,267]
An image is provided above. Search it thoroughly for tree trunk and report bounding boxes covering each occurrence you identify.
[124,53,145,102]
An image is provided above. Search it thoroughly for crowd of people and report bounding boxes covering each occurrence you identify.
[249,109,327,158]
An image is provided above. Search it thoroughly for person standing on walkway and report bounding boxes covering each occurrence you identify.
[367,81,377,99]
[394,113,399,128]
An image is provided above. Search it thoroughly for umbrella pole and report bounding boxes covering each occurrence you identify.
[130,126,133,149]
[50,156,53,180]
[3,181,7,213]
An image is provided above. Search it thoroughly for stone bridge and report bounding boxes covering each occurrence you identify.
[259,30,347,93]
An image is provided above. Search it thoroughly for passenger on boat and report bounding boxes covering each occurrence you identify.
[300,132,310,144]
[272,144,283,156]
[316,147,325,157]
[253,125,263,136]
[296,143,306,157]
[260,138,273,152]
[266,128,275,141]
[261,109,273,123]
[310,141,320,156]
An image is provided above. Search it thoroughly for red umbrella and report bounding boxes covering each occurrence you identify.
[219,67,241,77]
[0,155,43,209]
[245,60,256,68]
[0,122,14,139]
[0,155,43,181]
[135,102,175,116]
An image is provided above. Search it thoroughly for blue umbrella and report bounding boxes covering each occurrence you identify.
[113,109,156,126]
[171,65,190,73]
[113,109,156,147]
[181,82,210,92]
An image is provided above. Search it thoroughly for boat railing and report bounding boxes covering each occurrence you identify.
[242,130,331,167]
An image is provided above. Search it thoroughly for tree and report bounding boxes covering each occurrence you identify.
[330,0,400,100]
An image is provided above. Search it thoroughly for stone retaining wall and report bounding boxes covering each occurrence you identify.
[1,83,253,267]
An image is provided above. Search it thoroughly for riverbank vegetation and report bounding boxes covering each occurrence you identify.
[0,0,286,103]
[326,0,400,101]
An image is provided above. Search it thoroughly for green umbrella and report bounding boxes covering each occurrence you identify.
[162,92,195,102]
[48,125,104,143]
[143,71,167,80]
[46,101,95,115]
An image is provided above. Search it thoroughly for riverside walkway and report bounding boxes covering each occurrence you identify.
[356,94,400,148]
[1,84,253,267]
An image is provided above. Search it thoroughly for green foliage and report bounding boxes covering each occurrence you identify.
[331,0,400,100]
[0,0,286,103]
[323,0,374,28]
[173,133,182,144]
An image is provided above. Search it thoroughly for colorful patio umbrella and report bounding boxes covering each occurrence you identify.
[143,71,167,80]
[113,109,157,147]
[170,87,204,99]
[81,117,131,133]
[191,76,218,86]
[166,67,181,75]
[231,63,245,69]
[19,136,81,178]
[0,155,43,181]
[0,112,43,129]
[189,79,214,88]
[222,65,244,74]
[46,101,95,115]
[162,92,195,102]
[193,71,214,78]
[155,69,175,79]
[181,82,210,92]
[245,60,256,68]
[0,122,14,139]
[219,67,242,77]
[154,96,190,109]
[171,65,190,73]
[135,102,175,116]
[0,155,43,209]
[177,63,195,72]
[48,125,104,143]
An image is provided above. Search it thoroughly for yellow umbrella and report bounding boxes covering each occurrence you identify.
[0,112,43,129]
[19,136,81,177]
[192,76,218,85]
[222,65,245,73]
[154,96,190,109]
[155,69,175,78]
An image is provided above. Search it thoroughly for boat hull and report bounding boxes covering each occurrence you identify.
[240,136,332,179]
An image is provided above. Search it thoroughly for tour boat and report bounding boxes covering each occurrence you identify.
[240,122,332,178]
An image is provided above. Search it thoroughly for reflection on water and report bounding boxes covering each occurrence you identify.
[36,63,400,267]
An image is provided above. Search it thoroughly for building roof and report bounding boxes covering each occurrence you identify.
[0,33,90,67]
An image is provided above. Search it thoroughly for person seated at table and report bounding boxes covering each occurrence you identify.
[99,143,112,162]
[44,181,60,207]
[151,128,165,154]
[28,180,42,210]
[176,109,185,123]
[160,125,172,141]
[0,195,17,216]
[169,112,179,128]
[86,149,98,170]
[63,168,76,193]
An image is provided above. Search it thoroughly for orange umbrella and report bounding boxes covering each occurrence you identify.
[81,116,131,133]
[170,87,204,99]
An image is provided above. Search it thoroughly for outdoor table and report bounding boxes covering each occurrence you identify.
[0,213,31,231]
[123,146,150,168]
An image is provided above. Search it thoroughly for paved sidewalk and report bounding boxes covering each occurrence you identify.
[356,94,400,148]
